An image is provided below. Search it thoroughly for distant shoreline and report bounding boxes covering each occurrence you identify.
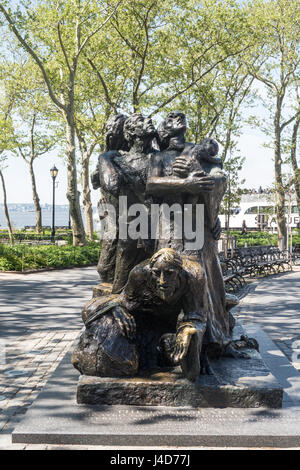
[0,205,98,230]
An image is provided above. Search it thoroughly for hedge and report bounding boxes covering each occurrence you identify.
[0,242,100,271]
[229,231,300,248]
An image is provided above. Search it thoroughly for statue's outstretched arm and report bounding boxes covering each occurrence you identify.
[146,154,215,196]
[147,174,215,196]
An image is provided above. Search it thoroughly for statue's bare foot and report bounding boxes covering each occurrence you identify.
[223,343,251,359]
[240,335,259,351]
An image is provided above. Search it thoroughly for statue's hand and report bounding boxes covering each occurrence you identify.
[211,217,222,240]
[186,175,215,193]
[172,156,191,178]
[171,326,197,363]
[112,307,136,341]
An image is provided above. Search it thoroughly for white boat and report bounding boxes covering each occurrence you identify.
[219,194,299,230]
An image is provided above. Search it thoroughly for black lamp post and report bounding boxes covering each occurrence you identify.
[50,165,58,242]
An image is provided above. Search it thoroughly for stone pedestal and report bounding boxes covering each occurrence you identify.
[77,364,282,408]
[77,323,283,409]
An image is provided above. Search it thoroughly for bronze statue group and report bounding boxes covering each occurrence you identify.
[72,111,257,382]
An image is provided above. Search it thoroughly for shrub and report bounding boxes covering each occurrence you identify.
[0,242,100,272]
[229,230,300,248]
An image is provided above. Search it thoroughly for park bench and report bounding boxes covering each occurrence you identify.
[220,254,247,292]
[238,246,293,277]
[220,245,293,292]
[293,243,300,261]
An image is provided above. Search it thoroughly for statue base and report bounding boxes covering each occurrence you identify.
[14,326,300,447]
[76,338,283,408]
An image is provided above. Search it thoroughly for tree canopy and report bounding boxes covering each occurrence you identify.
[0,0,299,246]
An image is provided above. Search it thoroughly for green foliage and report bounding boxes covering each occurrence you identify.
[0,1,256,163]
[231,230,278,247]
[221,153,245,228]
[0,228,99,242]
[0,242,100,271]
[230,230,300,247]
[0,0,300,248]
[0,69,18,160]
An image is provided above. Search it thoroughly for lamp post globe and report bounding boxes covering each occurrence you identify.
[50,165,58,180]
[50,165,58,242]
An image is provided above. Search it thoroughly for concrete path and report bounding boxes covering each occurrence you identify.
[235,266,300,371]
[0,267,99,339]
[0,266,99,443]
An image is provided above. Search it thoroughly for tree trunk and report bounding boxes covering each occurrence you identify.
[225,170,231,256]
[76,131,94,241]
[82,161,94,241]
[80,147,94,242]
[290,116,300,228]
[222,113,233,163]
[274,98,287,249]
[65,111,86,246]
[0,170,14,244]
[29,159,42,233]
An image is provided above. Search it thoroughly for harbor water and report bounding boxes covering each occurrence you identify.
[0,205,96,230]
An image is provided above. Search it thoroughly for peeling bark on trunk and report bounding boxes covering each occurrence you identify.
[29,113,42,233]
[77,131,95,242]
[274,99,287,249]
[290,116,300,225]
[81,155,94,241]
[0,170,14,244]
[65,112,86,246]
[29,160,42,233]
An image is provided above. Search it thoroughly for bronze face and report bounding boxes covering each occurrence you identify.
[163,111,187,137]
[123,113,156,148]
[132,115,156,139]
[150,258,181,301]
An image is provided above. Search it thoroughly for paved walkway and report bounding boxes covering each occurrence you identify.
[0,267,99,443]
[0,265,300,450]
[235,266,300,372]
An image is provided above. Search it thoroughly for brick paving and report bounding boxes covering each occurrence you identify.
[0,267,98,449]
[0,330,79,434]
